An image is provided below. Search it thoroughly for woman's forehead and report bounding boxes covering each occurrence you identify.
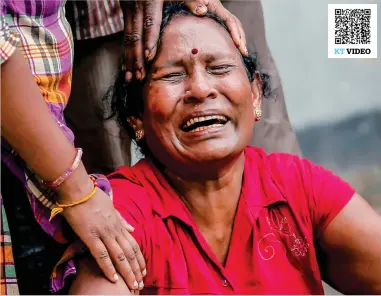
[160,15,236,53]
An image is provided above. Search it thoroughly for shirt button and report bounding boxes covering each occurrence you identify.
[222,279,229,287]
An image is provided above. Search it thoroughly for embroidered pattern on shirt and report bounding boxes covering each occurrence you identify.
[258,210,309,260]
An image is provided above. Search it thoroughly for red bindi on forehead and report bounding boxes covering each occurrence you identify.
[191,48,198,55]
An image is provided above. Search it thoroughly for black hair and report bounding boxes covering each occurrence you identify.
[105,3,272,157]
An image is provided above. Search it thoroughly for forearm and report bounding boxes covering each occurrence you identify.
[1,49,92,201]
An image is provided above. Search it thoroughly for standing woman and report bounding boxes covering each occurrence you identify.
[1,1,145,293]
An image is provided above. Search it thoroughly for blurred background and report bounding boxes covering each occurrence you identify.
[262,0,380,293]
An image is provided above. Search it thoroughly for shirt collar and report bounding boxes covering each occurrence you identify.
[131,159,196,228]
[242,147,287,207]
[131,147,287,227]
[240,147,288,222]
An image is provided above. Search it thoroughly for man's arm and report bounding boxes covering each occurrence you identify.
[318,193,381,294]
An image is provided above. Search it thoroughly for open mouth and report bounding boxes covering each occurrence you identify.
[181,115,229,133]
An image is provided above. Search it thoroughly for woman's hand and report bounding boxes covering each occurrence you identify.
[121,0,247,81]
[1,28,146,292]
[61,187,146,290]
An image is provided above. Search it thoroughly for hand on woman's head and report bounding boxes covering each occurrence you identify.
[109,4,271,177]
[121,0,248,81]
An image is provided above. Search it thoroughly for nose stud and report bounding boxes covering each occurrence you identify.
[191,48,198,55]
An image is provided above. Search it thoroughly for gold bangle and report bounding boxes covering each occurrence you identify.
[49,178,98,221]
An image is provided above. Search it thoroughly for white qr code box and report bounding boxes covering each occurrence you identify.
[328,4,377,58]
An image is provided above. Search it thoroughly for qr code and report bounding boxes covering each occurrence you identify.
[334,8,371,45]
[328,4,377,58]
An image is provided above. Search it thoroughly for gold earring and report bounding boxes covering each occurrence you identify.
[254,105,262,121]
[135,130,144,141]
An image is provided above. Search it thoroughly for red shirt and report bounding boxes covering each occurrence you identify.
[110,147,355,295]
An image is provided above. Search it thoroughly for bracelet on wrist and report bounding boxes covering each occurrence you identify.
[49,175,98,221]
[43,148,83,188]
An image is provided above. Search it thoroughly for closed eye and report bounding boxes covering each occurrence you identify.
[207,65,234,75]
[161,72,185,81]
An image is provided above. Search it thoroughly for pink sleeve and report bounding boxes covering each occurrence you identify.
[109,175,152,259]
[301,159,356,239]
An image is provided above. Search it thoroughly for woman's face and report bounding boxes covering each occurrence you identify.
[139,15,261,174]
